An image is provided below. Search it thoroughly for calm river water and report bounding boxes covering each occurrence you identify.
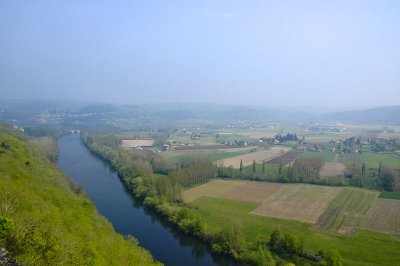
[57,133,240,266]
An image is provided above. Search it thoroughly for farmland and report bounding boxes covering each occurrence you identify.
[320,162,345,177]
[300,151,336,162]
[162,146,256,159]
[320,155,346,177]
[251,184,341,223]
[183,179,398,236]
[182,179,245,202]
[303,133,356,143]
[360,152,400,169]
[361,199,400,235]
[314,188,378,235]
[266,149,303,165]
[219,146,291,168]
[190,196,400,266]
[121,139,155,148]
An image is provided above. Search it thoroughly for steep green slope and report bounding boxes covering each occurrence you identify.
[0,127,161,266]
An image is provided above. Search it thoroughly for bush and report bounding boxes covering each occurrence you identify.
[324,250,343,266]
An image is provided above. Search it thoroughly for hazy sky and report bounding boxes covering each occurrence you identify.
[1,1,399,107]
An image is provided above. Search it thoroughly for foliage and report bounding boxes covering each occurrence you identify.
[81,130,356,265]
[292,157,324,182]
[24,126,70,138]
[211,224,245,258]
[379,164,397,191]
[324,250,343,266]
[0,127,161,266]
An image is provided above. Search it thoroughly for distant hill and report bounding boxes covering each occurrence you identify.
[321,106,400,125]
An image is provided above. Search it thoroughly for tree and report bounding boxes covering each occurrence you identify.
[380,164,396,191]
[278,163,283,176]
[292,158,324,182]
[262,161,265,174]
[268,229,281,253]
[361,162,366,176]
[282,233,297,254]
[239,159,243,174]
[252,160,256,173]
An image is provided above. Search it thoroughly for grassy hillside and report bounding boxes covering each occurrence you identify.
[0,127,161,266]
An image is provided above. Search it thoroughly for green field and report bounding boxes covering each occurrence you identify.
[360,152,400,169]
[300,151,336,162]
[190,197,400,266]
[165,149,255,163]
[379,191,400,200]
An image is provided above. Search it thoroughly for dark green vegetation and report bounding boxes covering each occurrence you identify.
[81,131,354,265]
[0,126,160,266]
[219,156,346,187]
[379,191,400,200]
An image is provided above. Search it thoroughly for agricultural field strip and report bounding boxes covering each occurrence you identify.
[121,139,155,148]
[220,146,292,168]
[161,146,256,158]
[183,179,283,203]
[220,182,284,204]
[320,162,345,177]
[251,184,342,223]
[314,188,378,235]
[182,179,245,203]
[320,154,346,177]
[185,180,398,236]
[266,149,303,165]
[360,198,400,235]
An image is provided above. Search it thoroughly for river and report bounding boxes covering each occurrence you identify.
[57,133,240,266]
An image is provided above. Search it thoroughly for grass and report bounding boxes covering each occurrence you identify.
[379,191,400,200]
[182,179,244,202]
[207,150,254,161]
[300,151,336,162]
[165,149,255,164]
[0,127,160,266]
[360,152,400,169]
[190,196,400,266]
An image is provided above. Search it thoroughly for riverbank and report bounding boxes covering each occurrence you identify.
[80,133,344,266]
[0,126,160,266]
[58,133,238,266]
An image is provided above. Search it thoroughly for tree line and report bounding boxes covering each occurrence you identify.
[81,131,342,265]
